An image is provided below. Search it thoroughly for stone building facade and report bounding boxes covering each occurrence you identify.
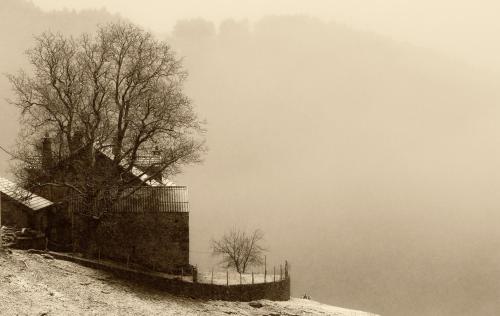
[31,137,191,273]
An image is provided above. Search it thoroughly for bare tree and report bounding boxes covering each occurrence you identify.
[6,22,205,217]
[211,229,266,273]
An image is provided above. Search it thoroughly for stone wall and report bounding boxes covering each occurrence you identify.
[0,196,30,228]
[0,195,49,231]
[68,211,189,273]
[138,273,290,301]
[49,252,291,301]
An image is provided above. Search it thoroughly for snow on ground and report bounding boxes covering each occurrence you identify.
[0,249,378,316]
[197,271,284,285]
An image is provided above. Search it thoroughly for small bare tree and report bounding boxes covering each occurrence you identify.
[211,229,266,273]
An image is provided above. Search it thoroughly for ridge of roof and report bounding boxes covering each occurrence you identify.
[98,147,176,187]
[31,139,177,187]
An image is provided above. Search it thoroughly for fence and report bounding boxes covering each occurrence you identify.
[67,186,189,213]
[196,261,290,286]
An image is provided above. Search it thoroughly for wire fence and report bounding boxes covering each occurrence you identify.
[191,260,290,285]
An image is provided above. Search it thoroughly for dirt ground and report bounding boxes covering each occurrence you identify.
[0,249,377,316]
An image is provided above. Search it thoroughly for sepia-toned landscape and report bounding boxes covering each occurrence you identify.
[2,1,500,315]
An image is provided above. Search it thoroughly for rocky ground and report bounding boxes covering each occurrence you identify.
[0,248,377,316]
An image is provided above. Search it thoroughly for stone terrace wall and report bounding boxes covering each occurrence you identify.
[49,252,291,301]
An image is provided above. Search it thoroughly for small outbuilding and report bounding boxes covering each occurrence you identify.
[0,176,54,249]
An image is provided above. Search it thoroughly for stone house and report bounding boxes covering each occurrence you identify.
[28,136,191,273]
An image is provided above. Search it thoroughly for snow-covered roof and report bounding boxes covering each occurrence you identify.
[129,162,176,187]
[98,148,175,187]
[0,177,54,211]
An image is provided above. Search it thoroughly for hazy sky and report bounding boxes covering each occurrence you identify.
[31,0,500,71]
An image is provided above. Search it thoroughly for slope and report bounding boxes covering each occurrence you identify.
[0,249,377,316]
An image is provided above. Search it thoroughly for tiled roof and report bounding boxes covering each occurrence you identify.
[29,143,176,187]
[135,155,162,167]
[98,148,175,187]
[0,177,54,211]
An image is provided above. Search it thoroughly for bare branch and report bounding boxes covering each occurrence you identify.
[6,21,206,219]
[211,229,267,273]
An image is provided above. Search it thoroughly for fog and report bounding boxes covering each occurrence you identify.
[32,0,500,71]
[2,1,500,315]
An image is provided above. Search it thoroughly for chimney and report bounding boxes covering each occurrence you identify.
[41,133,53,169]
[69,131,84,153]
[152,145,161,156]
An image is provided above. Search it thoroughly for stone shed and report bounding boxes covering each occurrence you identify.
[0,176,54,248]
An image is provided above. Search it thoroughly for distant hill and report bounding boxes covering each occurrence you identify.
[0,0,120,174]
[170,17,500,316]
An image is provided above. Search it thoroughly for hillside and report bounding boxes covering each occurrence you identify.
[0,249,376,316]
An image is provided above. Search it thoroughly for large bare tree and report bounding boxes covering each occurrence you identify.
[7,22,205,217]
[211,229,266,273]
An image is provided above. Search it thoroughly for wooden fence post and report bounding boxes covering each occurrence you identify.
[193,265,198,283]
[0,192,2,249]
[240,272,242,285]
[71,209,74,253]
[264,256,267,283]
[280,264,283,281]
[211,268,214,284]
[226,270,229,286]
[273,266,276,283]
[252,271,254,284]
